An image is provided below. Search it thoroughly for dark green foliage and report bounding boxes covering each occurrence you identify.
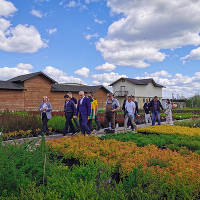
[0,112,41,132]
[0,139,199,200]
[101,132,200,154]
[0,137,46,197]
[174,118,200,128]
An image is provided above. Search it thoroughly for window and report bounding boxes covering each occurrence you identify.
[120,86,125,91]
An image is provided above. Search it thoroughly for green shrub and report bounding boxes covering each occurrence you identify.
[101,132,200,154]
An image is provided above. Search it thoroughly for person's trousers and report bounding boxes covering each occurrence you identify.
[42,113,48,133]
[79,114,91,135]
[145,113,151,123]
[88,116,101,131]
[73,118,80,130]
[104,113,115,129]
[152,111,161,125]
[64,113,75,134]
[124,114,137,131]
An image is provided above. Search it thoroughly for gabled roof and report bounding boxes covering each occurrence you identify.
[8,72,57,84]
[0,81,24,90]
[110,78,164,88]
[51,84,110,93]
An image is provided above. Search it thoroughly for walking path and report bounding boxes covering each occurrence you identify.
[2,121,167,145]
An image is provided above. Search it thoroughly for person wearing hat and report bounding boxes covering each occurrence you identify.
[104,93,120,133]
[149,96,164,125]
[39,96,52,135]
[124,95,137,132]
[63,94,76,136]
[67,92,80,132]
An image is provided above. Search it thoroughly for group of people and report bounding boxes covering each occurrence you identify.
[39,92,173,135]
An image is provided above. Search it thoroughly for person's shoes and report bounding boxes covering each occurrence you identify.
[63,132,68,136]
[71,132,77,136]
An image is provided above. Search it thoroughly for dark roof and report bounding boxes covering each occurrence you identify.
[110,78,164,88]
[51,84,110,93]
[0,81,24,90]
[8,72,57,83]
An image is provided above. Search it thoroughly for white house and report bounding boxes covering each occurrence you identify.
[110,78,164,109]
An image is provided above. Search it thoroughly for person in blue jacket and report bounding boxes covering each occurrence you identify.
[63,94,76,136]
[75,91,91,135]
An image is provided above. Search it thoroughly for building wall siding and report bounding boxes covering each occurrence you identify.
[0,75,108,111]
[112,79,163,109]
[0,90,25,111]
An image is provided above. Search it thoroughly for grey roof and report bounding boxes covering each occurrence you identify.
[0,81,24,90]
[51,84,110,93]
[110,78,164,88]
[8,72,57,83]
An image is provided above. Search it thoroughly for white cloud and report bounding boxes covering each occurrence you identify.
[85,0,99,4]
[30,9,43,18]
[150,70,171,78]
[16,63,33,70]
[85,33,99,40]
[95,62,116,72]
[0,0,17,17]
[94,18,104,24]
[47,28,57,35]
[92,80,101,85]
[92,72,127,84]
[0,21,47,53]
[0,1,46,53]
[96,0,200,68]
[44,66,84,83]
[136,70,200,98]
[65,0,77,8]
[74,67,90,78]
[0,63,33,80]
[181,47,200,61]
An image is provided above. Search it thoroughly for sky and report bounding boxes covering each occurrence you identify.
[1,0,200,98]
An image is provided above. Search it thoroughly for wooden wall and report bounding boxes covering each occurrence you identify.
[0,90,25,111]
[0,75,108,111]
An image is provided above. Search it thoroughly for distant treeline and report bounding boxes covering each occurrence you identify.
[186,95,200,107]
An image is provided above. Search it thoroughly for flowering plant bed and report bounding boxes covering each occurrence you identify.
[47,134,200,197]
[138,125,200,137]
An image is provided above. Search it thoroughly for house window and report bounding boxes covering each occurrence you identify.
[120,86,125,91]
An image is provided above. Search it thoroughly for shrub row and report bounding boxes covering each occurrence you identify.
[138,125,200,137]
[2,138,197,199]
[47,134,200,199]
[101,132,200,154]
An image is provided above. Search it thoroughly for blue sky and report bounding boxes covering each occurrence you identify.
[1,0,200,98]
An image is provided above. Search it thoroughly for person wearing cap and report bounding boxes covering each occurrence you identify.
[76,91,91,135]
[63,94,76,136]
[67,92,80,132]
[39,96,52,135]
[149,96,164,125]
[104,93,120,133]
[124,95,137,132]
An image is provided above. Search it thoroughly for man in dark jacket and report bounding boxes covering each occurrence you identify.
[67,92,80,132]
[143,99,151,124]
[149,96,164,125]
[76,91,91,135]
[64,94,76,136]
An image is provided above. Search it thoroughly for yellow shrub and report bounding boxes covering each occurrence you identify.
[138,125,200,137]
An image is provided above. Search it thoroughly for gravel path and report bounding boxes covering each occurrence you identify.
[2,121,168,145]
